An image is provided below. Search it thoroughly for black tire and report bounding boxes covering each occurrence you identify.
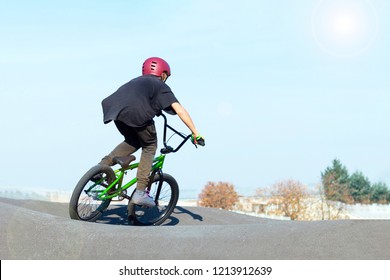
[69,165,116,222]
[128,173,179,226]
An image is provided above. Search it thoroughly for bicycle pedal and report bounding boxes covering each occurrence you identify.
[110,190,128,201]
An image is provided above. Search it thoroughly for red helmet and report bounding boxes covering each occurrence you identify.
[142,57,171,77]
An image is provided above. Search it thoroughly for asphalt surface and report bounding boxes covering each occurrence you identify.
[0,197,389,260]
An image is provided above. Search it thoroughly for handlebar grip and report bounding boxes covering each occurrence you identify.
[191,135,205,147]
[196,138,205,146]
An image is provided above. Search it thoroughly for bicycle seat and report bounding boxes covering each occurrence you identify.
[113,155,136,169]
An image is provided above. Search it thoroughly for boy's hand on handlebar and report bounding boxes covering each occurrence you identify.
[191,135,205,146]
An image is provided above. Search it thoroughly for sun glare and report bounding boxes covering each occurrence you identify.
[311,0,378,57]
[332,11,359,38]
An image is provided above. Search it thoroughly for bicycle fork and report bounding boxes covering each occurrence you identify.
[145,169,164,206]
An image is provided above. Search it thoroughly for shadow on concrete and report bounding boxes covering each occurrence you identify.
[96,205,204,226]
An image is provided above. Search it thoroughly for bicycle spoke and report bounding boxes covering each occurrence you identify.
[69,165,114,222]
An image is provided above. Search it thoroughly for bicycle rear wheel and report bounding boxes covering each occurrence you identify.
[128,173,179,226]
[69,165,115,222]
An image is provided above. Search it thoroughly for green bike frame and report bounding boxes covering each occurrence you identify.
[90,154,166,201]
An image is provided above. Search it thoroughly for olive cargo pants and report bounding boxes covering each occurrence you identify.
[99,120,157,191]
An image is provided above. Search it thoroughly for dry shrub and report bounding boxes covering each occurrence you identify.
[198,181,238,210]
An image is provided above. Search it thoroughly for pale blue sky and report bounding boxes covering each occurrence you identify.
[1,0,389,198]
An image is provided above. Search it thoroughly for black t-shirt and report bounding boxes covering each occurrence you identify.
[102,75,178,127]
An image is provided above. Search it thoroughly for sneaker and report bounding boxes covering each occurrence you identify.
[131,190,156,207]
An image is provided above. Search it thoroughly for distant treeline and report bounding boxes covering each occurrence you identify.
[321,159,390,204]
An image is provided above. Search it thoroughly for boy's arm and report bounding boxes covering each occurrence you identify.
[171,102,199,137]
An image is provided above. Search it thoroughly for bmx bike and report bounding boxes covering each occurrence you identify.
[69,113,203,226]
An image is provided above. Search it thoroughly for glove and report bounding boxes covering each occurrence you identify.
[191,135,205,146]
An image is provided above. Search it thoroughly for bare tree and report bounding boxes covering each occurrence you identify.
[317,183,348,220]
[266,179,309,220]
[254,180,349,220]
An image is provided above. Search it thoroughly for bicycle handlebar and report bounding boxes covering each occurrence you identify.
[158,113,196,154]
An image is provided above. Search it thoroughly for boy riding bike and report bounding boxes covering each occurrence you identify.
[99,57,205,207]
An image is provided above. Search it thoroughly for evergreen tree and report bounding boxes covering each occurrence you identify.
[349,171,371,203]
[321,159,352,203]
[371,182,390,203]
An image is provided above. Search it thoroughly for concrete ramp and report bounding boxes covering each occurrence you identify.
[0,198,389,259]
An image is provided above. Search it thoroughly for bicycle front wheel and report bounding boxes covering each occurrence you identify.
[128,173,179,226]
[69,165,115,222]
